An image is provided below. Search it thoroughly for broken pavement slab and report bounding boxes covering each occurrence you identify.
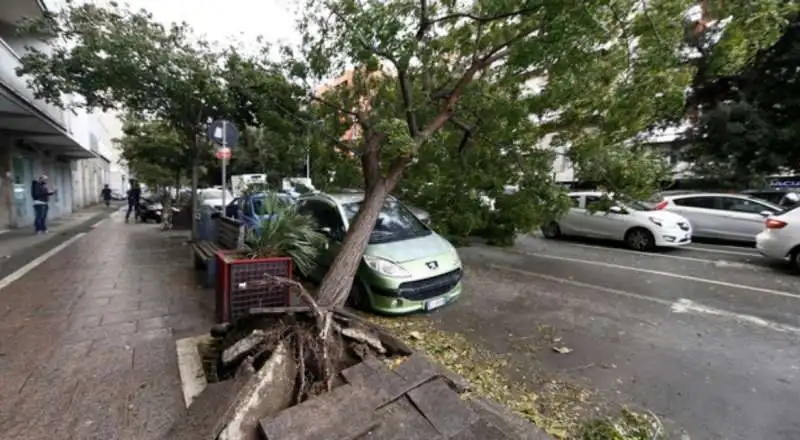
[222,329,267,366]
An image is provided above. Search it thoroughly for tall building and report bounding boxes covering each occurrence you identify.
[0,0,122,230]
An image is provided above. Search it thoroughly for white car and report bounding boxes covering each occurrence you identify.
[652,192,783,242]
[756,205,800,271]
[541,191,692,251]
[198,188,234,212]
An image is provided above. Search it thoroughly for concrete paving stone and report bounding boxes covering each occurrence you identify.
[102,308,167,325]
[63,321,138,344]
[137,316,169,332]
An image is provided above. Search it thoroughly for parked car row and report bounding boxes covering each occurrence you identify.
[541,190,800,271]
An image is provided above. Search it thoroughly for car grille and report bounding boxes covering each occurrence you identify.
[397,269,462,301]
[678,222,690,231]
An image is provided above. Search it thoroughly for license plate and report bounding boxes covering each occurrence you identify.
[425,297,447,311]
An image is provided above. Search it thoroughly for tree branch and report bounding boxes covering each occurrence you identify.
[417,4,543,40]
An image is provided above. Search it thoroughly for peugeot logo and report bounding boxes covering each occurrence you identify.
[426,260,438,270]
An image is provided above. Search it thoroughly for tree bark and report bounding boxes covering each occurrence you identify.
[316,179,390,306]
[190,137,200,241]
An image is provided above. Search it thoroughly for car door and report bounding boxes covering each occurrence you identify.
[582,195,627,239]
[668,196,725,238]
[718,197,780,241]
[297,200,346,279]
[559,195,584,235]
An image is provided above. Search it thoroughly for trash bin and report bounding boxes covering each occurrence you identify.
[196,210,217,242]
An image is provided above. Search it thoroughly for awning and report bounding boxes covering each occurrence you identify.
[0,86,109,162]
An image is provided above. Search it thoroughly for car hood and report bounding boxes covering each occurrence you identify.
[202,198,225,207]
[364,232,454,264]
[642,210,689,226]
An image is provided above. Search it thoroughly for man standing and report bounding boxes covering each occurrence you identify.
[101,184,112,208]
[31,174,55,234]
[125,180,141,223]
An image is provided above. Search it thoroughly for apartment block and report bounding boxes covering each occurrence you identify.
[0,0,123,230]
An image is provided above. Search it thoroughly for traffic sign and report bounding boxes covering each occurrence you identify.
[207,119,238,147]
[215,148,232,159]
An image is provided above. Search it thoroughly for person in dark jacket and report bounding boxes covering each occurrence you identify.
[101,184,112,207]
[125,180,141,222]
[31,174,55,234]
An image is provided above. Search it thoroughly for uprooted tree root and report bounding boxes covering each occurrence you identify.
[216,276,405,405]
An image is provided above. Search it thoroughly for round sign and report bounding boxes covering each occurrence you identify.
[207,119,238,147]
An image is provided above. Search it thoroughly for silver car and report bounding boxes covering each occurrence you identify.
[653,192,782,242]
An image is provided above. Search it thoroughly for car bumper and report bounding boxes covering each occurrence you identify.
[654,230,692,247]
[365,269,463,315]
[756,231,790,261]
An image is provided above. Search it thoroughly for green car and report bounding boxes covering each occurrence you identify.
[296,191,463,314]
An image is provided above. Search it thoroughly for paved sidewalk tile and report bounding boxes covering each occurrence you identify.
[0,215,214,440]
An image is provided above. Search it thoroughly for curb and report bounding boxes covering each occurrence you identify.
[175,334,213,408]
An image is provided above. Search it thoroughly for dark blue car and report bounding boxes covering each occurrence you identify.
[225,192,295,235]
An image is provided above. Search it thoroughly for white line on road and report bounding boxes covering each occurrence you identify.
[0,233,86,291]
[90,219,106,228]
[0,229,9,235]
[487,263,674,306]
[537,240,764,270]
[508,249,800,301]
[486,263,800,334]
[671,298,800,334]
[685,246,760,257]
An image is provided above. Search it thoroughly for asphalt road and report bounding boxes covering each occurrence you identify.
[442,236,800,440]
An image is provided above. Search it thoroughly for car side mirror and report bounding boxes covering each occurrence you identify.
[609,206,624,214]
[759,210,772,217]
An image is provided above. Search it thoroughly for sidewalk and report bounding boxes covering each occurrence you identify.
[0,213,214,440]
[0,203,117,258]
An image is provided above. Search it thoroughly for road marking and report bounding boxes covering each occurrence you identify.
[539,241,764,270]
[0,233,86,291]
[486,264,800,334]
[685,246,760,257]
[90,219,106,228]
[505,249,800,301]
[671,299,800,334]
[486,263,674,306]
[0,229,9,235]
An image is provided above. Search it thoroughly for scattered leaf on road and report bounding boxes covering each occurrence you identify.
[553,346,573,355]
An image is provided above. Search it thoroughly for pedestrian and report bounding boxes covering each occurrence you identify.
[31,174,55,234]
[101,184,112,208]
[125,180,141,223]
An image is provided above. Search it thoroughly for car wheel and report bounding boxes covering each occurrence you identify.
[541,221,562,239]
[790,248,800,273]
[346,280,369,311]
[625,228,655,251]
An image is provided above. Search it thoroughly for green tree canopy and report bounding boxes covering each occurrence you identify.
[116,114,192,188]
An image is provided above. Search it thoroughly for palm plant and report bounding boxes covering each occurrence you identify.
[244,193,327,277]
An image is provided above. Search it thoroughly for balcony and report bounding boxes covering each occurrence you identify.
[0,37,66,128]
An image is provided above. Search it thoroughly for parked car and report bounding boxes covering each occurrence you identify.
[541,191,692,251]
[198,188,234,212]
[756,205,800,271]
[741,189,800,208]
[652,192,783,242]
[295,191,463,314]
[224,192,295,233]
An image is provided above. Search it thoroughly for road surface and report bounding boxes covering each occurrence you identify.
[443,236,800,439]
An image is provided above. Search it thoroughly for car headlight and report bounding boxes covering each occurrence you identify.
[648,216,663,227]
[363,255,412,278]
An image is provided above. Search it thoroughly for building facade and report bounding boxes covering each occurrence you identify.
[0,0,122,230]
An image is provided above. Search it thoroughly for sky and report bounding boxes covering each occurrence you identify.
[54,0,303,57]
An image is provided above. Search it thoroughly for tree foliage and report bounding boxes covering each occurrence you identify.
[116,115,190,187]
[685,10,800,184]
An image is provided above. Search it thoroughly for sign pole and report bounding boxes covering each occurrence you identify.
[221,120,227,210]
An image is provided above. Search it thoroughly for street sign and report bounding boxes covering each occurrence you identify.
[215,148,232,159]
[207,119,238,147]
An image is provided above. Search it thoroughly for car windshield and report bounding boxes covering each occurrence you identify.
[622,200,655,211]
[343,200,431,244]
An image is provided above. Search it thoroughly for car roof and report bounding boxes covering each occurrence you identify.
[664,192,753,199]
[567,190,604,197]
[298,191,399,205]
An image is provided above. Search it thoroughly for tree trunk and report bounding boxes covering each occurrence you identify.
[190,139,200,241]
[316,180,390,306]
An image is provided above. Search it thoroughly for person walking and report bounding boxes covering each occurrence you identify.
[125,180,141,223]
[31,174,55,234]
[101,184,112,208]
